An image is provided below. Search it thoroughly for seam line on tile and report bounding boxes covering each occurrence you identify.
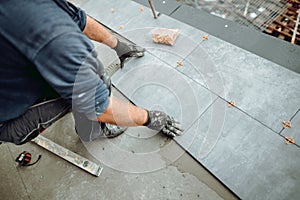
[288,108,300,125]
[168,5,182,16]
[181,42,202,62]
[174,97,218,147]
[186,96,219,133]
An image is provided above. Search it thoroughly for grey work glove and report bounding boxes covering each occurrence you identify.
[144,110,183,137]
[113,39,145,68]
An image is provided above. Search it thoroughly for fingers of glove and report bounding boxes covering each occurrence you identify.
[128,44,146,54]
[165,124,183,136]
[167,121,183,132]
[166,117,183,132]
[162,127,176,137]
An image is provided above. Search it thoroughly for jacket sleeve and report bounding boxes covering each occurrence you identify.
[33,31,110,120]
[54,0,87,31]
[66,1,87,31]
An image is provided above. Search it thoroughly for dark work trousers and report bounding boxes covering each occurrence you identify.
[0,69,111,145]
[0,98,71,145]
[0,98,108,145]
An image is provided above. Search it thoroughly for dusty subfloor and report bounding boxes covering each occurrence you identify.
[0,111,237,200]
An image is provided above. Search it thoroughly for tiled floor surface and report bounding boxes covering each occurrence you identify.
[88,0,300,199]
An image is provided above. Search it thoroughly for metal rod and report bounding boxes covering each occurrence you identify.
[148,0,157,19]
[291,9,300,44]
[244,0,250,16]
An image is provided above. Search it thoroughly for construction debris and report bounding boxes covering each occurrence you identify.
[151,28,180,45]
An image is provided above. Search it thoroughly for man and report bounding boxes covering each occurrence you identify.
[0,0,182,145]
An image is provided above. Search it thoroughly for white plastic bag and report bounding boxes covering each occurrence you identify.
[151,28,180,46]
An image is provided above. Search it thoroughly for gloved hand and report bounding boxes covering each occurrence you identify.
[113,39,145,68]
[144,110,183,137]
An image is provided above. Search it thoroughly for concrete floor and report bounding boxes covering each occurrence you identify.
[0,110,237,200]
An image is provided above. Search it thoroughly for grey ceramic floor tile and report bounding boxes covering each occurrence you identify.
[80,0,115,26]
[185,34,300,133]
[82,0,146,32]
[280,109,300,146]
[185,98,300,200]
[0,144,30,200]
[112,52,217,131]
